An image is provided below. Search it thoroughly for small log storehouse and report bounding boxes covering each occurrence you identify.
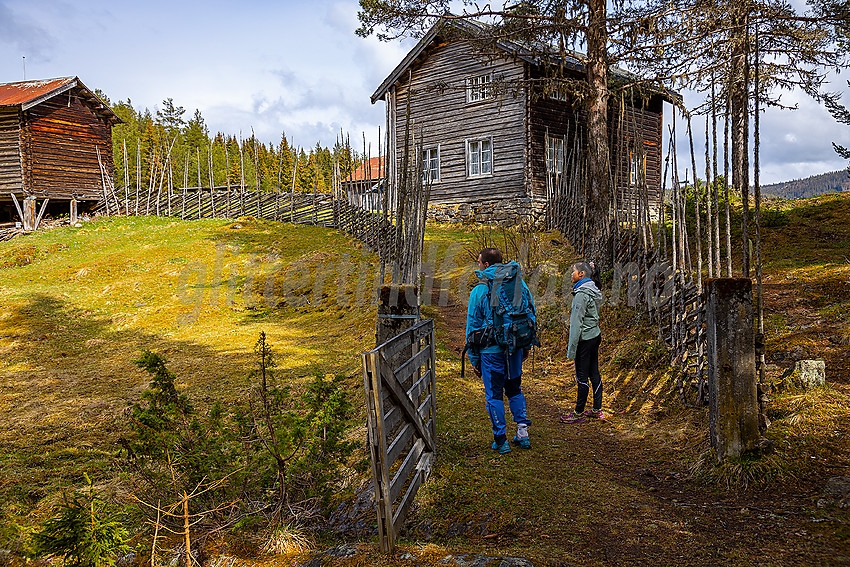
[342,156,385,211]
[371,19,678,225]
[0,76,121,224]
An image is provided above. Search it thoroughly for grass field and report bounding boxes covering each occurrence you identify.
[0,194,848,565]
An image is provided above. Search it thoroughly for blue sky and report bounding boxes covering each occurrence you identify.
[1,0,848,185]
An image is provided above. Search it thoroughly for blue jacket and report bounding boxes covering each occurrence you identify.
[465,262,533,369]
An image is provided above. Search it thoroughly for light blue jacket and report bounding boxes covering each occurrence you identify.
[567,279,603,360]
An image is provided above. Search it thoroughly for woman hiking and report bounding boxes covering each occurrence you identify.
[561,261,605,424]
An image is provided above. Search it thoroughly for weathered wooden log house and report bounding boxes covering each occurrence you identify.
[342,156,385,210]
[371,19,677,225]
[0,76,121,223]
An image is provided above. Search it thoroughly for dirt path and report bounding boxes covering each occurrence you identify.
[425,294,848,566]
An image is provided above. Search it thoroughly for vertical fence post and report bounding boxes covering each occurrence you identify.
[706,278,759,461]
[363,350,394,553]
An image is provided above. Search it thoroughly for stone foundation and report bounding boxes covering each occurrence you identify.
[426,198,546,227]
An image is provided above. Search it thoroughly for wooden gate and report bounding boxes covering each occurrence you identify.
[362,318,437,553]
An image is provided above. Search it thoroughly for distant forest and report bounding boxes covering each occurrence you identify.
[101,93,363,196]
[761,169,850,199]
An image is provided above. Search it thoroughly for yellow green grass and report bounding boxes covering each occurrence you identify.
[0,216,382,519]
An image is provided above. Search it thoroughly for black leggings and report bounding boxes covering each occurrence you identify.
[574,333,602,413]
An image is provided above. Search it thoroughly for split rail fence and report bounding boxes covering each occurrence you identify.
[362,318,437,554]
[94,185,401,260]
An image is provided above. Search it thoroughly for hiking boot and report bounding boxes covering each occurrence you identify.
[586,409,605,420]
[512,435,531,450]
[560,411,587,424]
[491,440,511,454]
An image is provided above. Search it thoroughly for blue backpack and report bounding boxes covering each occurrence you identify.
[461,262,539,377]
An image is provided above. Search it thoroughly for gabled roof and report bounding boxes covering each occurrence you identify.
[370,17,678,104]
[0,76,121,124]
[344,156,386,182]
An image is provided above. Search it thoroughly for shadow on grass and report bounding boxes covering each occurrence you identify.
[0,292,355,509]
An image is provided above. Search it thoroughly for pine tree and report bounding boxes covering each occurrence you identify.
[156,98,186,138]
[185,109,208,151]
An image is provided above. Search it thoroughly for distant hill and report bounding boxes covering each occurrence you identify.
[761,169,850,199]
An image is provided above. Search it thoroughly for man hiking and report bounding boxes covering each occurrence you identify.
[465,247,538,454]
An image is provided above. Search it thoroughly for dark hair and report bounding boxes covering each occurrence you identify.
[479,247,503,266]
[572,260,601,288]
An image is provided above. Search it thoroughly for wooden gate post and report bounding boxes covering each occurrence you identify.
[377,284,419,377]
[363,349,393,552]
[705,278,760,461]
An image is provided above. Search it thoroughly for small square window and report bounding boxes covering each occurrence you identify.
[467,73,493,103]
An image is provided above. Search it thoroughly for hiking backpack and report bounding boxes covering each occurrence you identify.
[461,262,539,377]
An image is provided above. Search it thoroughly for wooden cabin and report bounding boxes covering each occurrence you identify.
[342,156,385,210]
[371,20,676,225]
[0,76,121,223]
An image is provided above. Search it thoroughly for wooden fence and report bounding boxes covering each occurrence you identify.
[362,318,437,554]
[612,229,707,406]
[94,185,402,260]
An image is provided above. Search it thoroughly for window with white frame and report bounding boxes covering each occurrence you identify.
[466,73,493,103]
[629,149,646,185]
[548,84,569,102]
[422,146,440,183]
[546,135,565,174]
[467,138,493,177]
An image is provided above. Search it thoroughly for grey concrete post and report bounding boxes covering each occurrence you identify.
[706,278,760,461]
[70,198,78,225]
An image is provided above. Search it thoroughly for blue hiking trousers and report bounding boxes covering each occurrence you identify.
[480,350,531,445]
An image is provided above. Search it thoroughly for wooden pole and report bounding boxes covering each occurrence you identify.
[136,142,141,215]
[291,147,298,223]
[687,115,703,293]
[147,146,156,215]
[313,148,318,225]
[753,23,765,391]
[711,73,721,274]
[183,492,191,566]
[253,132,261,218]
[33,198,49,231]
[724,67,733,277]
[23,197,35,232]
[239,134,245,216]
[225,138,231,217]
[182,150,188,220]
[704,113,714,278]
[123,139,130,215]
[209,139,215,218]
[151,501,161,567]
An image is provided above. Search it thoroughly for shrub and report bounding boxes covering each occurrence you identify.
[31,474,130,567]
[121,334,358,535]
